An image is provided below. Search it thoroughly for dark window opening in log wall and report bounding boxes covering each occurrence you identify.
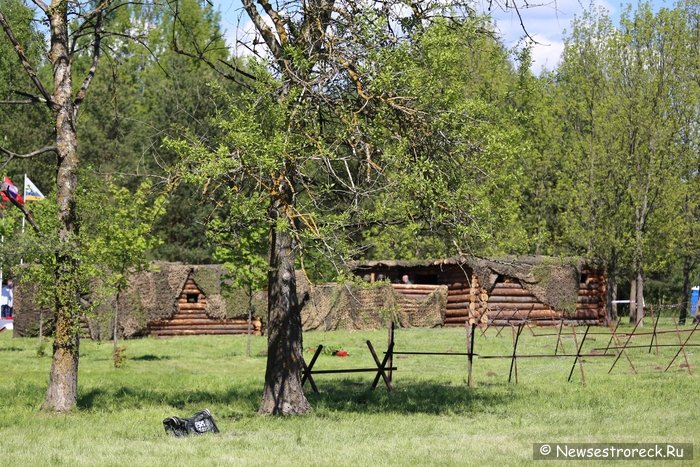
[415,274,438,284]
[187,293,199,303]
[495,274,505,283]
[580,274,588,284]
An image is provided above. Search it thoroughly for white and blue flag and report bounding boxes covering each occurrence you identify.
[24,175,45,201]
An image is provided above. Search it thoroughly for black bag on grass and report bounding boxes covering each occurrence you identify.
[163,409,220,437]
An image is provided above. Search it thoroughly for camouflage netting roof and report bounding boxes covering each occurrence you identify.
[464,256,583,313]
[351,255,596,314]
[15,262,267,339]
[111,262,266,337]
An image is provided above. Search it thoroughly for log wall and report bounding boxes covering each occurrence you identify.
[148,277,263,336]
[443,268,607,327]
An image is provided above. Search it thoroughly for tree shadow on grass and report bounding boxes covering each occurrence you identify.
[130,354,171,361]
[78,385,262,412]
[78,379,516,416]
[307,378,515,415]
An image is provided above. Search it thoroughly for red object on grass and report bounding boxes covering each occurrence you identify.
[335,350,348,357]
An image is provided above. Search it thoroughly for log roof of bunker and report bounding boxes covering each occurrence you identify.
[350,255,602,313]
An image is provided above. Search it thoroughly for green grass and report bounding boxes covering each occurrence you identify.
[0,321,697,466]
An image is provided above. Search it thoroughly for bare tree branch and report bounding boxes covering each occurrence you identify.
[29,0,48,14]
[170,0,258,87]
[0,11,53,109]
[242,0,285,63]
[0,145,57,170]
[74,12,103,115]
[0,99,34,104]
[4,194,42,235]
[82,0,115,23]
[256,0,289,47]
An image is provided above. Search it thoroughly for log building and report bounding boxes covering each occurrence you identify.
[350,256,607,326]
[14,263,263,338]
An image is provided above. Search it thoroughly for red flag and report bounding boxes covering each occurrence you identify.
[1,177,24,205]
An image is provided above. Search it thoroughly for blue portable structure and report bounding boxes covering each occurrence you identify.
[691,287,699,317]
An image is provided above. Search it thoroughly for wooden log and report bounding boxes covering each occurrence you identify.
[445,309,471,318]
[447,288,471,296]
[490,282,522,289]
[571,310,603,319]
[178,303,207,311]
[488,296,539,304]
[149,319,254,326]
[443,318,470,325]
[446,302,470,310]
[149,319,262,328]
[395,291,434,298]
[477,319,603,327]
[150,325,260,332]
[151,329,262,336]
[489,288,534,297]
[577,290,603,297]
[486,303,550,310]
[392,284,442,291]
[447,293,473,302]
[170,312,209,319]
[448,309,561,321]
[577,297,602,304]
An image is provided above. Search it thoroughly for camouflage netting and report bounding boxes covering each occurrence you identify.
[349,255,596,315]
[14,262,266,338]
[462,256,583,313]
[12,281,53,337]
[300,281,446,331]
[398,286,447,328]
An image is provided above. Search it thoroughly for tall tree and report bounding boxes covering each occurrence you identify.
[0,0,119,411]
[553,2,700,324]
[172,1,532,415]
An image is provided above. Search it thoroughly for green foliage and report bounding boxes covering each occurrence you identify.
[0,0,51,158]
[78,174,166,298]
[0,173,165,323]
[73,0,237,263]
[169,15,533,290]
[515,2,700,309]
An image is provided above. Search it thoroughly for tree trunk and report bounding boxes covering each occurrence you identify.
[43,257,81,412]
[42,5,82,412]
[635,269,644,327]
[680,257,691,325]
[113,291,120,350]
[259,178,311,415]
[607,276,618,322]
[606,251,618,322]
[629,277,636,324]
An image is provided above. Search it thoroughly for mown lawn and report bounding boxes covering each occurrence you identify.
[0,321,697,466]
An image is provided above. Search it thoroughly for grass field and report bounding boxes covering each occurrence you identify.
[0,320,698,466]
